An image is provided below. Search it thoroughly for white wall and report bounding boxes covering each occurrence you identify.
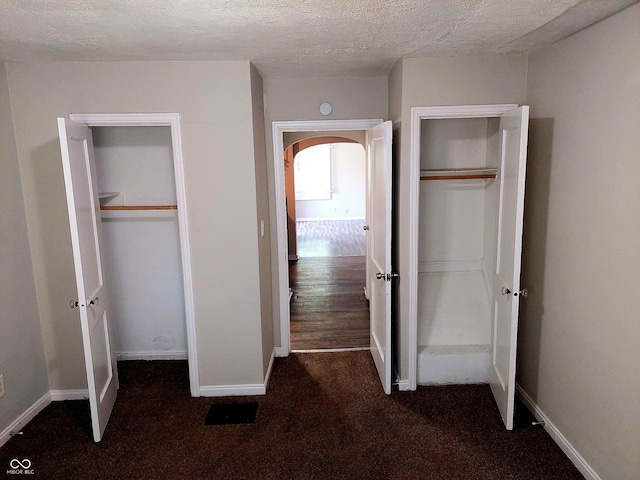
[295,143,366,220]
[418,118,492,349]
[6,61,269,391]
[522,5,640,478]
[0,62,49,436]
[93,126,187,359]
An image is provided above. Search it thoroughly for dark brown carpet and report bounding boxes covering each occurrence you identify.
[0,353,583,479]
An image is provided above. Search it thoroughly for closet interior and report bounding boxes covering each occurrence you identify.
[92,126,187,360]
[417,116,501,384]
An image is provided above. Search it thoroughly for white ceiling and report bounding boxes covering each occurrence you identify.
[0,0,636,77]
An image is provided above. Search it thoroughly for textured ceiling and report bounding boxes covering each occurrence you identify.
[0,0,636,77]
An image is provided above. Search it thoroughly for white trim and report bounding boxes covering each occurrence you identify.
[418,260,483,273]
[199,384,266,397]
[291,347,370,353]
[69,113,199,397]
[115,351,188,361]
[396,379,411,391]
[0,392,51,448]
[408,104,519,391]
[50,389,90,401]
[417,346,491,385]
[517,385,602,480]
[263,348,276,388]
[272,119,383,357]
[296,216,366,221]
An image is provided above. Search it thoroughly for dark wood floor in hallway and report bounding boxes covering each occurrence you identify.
[289,255,369,350]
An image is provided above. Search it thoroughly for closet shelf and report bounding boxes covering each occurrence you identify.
[420,168,498,181]
[98,192,122,200]
[100,205,177,211]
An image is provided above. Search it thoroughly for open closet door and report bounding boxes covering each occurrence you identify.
[58,118,118,442]
[490,106,529,430]
[366,121,393,394]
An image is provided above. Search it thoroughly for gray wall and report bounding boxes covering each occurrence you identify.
[0,62,49,435]
[263,75,388,347]
[250,64,275,378]
[392,55,528,381]
[6,61,269,390]
[522,4,640,478]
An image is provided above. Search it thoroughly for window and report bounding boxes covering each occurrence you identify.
[294,144,332,200]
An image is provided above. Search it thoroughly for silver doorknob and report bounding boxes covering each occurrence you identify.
[363,225,369,231]
[89,296,99,306]
[376,273,385,279]
[501,287,511,296]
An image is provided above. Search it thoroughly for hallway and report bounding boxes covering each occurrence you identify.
[290,219,369,350]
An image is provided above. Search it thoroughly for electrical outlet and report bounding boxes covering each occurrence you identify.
[0,374,5,398]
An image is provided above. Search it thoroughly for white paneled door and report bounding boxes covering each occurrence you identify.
[366,121,393,394]
[58,118,118,442]
[490,106,529,430]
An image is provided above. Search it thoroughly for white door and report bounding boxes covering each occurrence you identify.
[366,121,393,394]
[490,106,529,430]
[58,118,118,442]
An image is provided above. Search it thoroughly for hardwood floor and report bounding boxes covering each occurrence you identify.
[296,219,366,257]
[289,255,370,350]
[290,220,370,350]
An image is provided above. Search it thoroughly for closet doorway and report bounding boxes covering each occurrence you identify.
[60,113,198,441]
[286,138,368,351]
[407,104,529,429]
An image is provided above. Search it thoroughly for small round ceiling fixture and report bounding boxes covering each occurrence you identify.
[320,102,333,116]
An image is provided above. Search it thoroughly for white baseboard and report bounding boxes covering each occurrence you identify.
[116,351,188,361]
[264,348,276,389]
[396,379,411,391]
[199,384,266,397]
[0,392,51,448]
[296,217,366,222]
[199,350,275,397]
[417,345,491,385]
[50,389,89,401]
[418,260,483,274]
[517,385,601,480]
[291,347,370,353]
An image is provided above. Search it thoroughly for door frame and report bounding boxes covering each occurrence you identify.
[69,112,199,396]
[407,104,518,390]
[272,119,383,356]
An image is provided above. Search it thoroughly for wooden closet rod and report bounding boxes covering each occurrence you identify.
[420,168,498,181]
[420,173,497,181]
[100,205,177,211]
